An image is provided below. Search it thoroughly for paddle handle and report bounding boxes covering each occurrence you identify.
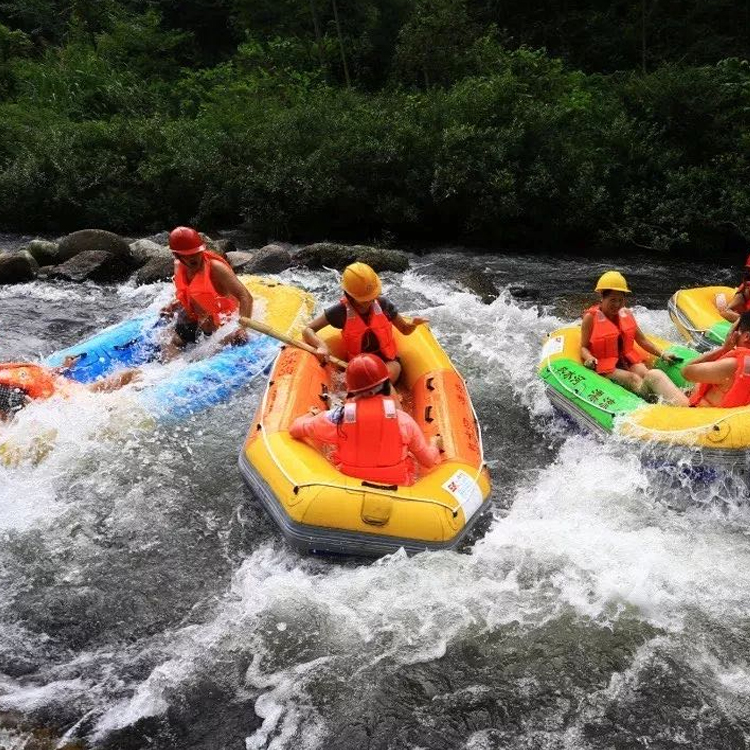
[239,317,348,370]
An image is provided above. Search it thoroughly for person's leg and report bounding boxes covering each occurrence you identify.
[606,367,644,394]
[88,368,141,393]
[386,359,402,384]
[161,311,197,362]
[642,368,689,406]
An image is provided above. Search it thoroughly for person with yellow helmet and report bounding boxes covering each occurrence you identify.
[581,271,688,405]
[302,262,428,383]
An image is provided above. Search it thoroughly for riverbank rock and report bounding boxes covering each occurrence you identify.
[24,239,60,266]
[0,251,38,284]
[226,251,255,272]
[129,238,170,267]
[57,229,134,266]
[294,243,409,272]
[248,244,293,273]
[205,238,235,258]
[50,250,131,283]
[134,254,174,285]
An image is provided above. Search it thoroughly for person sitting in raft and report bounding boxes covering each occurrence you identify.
[0,359,140,421]
[289,353,442,486]
[718,254,750,323]
[302,262,428,384]
[581,271,687,406]
[159,226,254,360]
[682,312,750,407]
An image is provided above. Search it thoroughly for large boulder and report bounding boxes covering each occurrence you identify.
[456,271,500,305]
[0,251,38,284]
[206,238,236,258]
[25,239,60,266]
[50,250,131,283]
[294,243,409,273]
[134,254,175,285]
[245,243,293,274]
[129,239,170,267]
[226,251,255,272]
[57,229,134,266]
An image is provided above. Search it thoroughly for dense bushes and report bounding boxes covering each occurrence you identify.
[0,2,747,252]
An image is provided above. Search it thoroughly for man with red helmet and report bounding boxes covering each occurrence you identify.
[289,353,442,486]
[160,226,254,359]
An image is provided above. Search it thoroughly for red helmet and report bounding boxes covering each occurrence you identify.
[745,253,750,268]
[169,226,205,255]
[345,353,389,393]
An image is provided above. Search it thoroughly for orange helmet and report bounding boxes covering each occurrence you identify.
[345,353,389,393]
[169,226,205,255]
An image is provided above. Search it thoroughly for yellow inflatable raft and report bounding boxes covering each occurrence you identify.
[539,325,750,465]
[239,324,491,556]
[668,286,734,351]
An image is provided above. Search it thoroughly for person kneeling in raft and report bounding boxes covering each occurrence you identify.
[682,312,750,408]
[159,226,254,361]
[302,262,427,384]
[581,271,687,406]
[0,359,140,421]
[289,353,442,486]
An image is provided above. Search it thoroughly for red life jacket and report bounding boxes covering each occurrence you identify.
[0,363,57,401]
[585,304,644,375]
[341,297,398,361]
[174,251,239,326]
[732,283,750,313]
[688,346,750,408]
[334,395,410,485]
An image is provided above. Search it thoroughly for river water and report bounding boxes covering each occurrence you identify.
[0,243,749,749]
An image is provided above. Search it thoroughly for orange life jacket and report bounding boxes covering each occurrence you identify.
[174,251,239,326]
[585,304,644,375]
[341,297,398,361]
[0,363,57,401]
[688,346,750,408]
[733,283,750,313]
[334,395,410,485]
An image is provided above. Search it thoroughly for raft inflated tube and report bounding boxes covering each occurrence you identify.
[239,324,491,557]
[668,286,733,351]
[538,325,750,464]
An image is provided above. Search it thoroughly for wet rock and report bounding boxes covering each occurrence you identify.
[457,271,500,304]
[226,251,255,272]
[25,239,60,266]
[134,254,175,285]
[246,243,293,274]
[50,250,130,283]
[206,238,236,258]
[295,242,409,272]
[0,250,38,284]
[57,229,134,266]
[129,238,170,267]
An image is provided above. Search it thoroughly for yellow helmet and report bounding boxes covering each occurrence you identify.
[342,262,382,302]
[595,270,631,294]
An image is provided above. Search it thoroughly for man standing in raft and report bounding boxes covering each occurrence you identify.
[289,353,441,485]
[581,271,687,405]
[682,312,750,407]
[0,359,139,420]
[160,226,254,360]
[302,262,427,384]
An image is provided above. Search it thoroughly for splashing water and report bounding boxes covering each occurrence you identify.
[0,249,748,749]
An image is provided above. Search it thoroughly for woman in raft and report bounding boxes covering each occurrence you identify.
[581,271,687,406]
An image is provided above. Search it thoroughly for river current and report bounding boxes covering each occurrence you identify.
[0,243,749,749]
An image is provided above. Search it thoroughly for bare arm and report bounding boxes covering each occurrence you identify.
[302,313,331,360]
[210,261,253,319]
[722,293,745,322]
[580,314,597,367]
[634,327,664,358]
[392,314,428,335]
[682,357,736,385]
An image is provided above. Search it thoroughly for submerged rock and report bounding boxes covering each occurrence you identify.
[50,250,131,283]
[456,271,500,304]
[57,229,134,266]
[295,242,409,272]
[0,251,38,284]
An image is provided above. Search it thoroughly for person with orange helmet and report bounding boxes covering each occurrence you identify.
[160,226,254,359]
[301,262,428,384]
[717,254,750,322]
[581,271,687,405]
[289,353,442,485]
[0,358,139,421]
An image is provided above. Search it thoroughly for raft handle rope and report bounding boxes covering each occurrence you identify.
[256,377,462,517]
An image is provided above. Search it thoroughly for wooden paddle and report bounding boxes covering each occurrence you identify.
[239,317,348,370]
